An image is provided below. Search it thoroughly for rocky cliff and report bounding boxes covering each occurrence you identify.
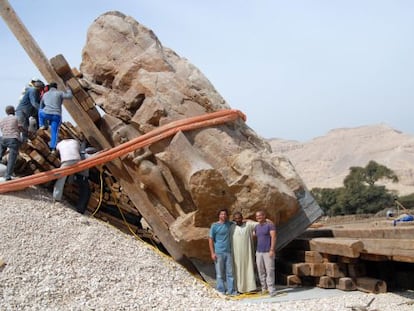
[269,124,414,195]
[76,11,321,261]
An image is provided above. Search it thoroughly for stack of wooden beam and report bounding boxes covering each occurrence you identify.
[277,223,414,292]
[13,122,158,244]
[277,248,387,293]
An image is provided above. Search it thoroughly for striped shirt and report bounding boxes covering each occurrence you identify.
[0,115,20,139]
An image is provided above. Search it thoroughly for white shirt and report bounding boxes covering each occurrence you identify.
[56,139,81,162]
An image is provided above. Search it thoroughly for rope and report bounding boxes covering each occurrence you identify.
[0,109,246,193]
[91,169,104,217]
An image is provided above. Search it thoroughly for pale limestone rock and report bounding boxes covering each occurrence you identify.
[80,11,322,261]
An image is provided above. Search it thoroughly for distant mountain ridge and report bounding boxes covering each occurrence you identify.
[269,124,414,196]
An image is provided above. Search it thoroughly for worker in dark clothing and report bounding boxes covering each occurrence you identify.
[0,106,22,180]
[16,79,44,141]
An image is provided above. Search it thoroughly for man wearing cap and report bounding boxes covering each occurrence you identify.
[39,82,72,152]
[16,79,44,142]
[0,106,22,181]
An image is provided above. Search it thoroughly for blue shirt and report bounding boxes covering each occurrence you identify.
[16,87,40,116]
[209,221,233,254]
[254,222,276,253]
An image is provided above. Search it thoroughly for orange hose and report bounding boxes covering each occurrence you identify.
[0,109,246,193]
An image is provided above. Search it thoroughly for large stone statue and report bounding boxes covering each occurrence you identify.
[80,11,322,262]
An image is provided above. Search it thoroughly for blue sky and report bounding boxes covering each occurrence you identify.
[1,0,413,141]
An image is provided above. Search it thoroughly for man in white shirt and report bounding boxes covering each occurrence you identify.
[53,138,81,201]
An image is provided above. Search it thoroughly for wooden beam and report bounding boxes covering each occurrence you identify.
[361,238,414,260]
[336,277,356,291]
[310,238,364,258]
[355,277,387,294]
[331,226,414,239]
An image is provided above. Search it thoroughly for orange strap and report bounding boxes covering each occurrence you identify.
[0,109,246,193]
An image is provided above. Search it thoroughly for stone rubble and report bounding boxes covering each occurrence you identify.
[0,187,413,310]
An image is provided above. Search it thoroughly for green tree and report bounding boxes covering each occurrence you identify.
[312,161,398,215]
[311,187,343,216]
[344,160,398,187]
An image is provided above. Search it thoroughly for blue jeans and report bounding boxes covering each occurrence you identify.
[0,138,19,179]
[214,252,236,294]
[39,110,61,149]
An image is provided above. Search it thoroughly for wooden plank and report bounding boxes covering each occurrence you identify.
[361,239,414,260]
[84,96,96,109]
[280,250,324,263]
[310,238,363,258]
[29,150,45,165]
[74,90,92,110]
[292,263,310,276]
[46,153,60,167]
[317,276,336,289]
[86,107,102,123]
[332,226,414,239]
[282,274,302,287]
[30,136,50,156]
[287,274,302,287]
[355,277,387,294]
[336,277,356,291]
[392,255,414,263]
[71,67,82,78]
[305,251,324,263]
[66,77,83,93]
[49,52,72,77]
[308,263,326,277]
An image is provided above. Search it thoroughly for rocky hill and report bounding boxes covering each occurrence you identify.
[269,124,414,196]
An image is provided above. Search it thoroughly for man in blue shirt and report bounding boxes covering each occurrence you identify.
[254,209,277,296]
[208,208,237,295]
[16,79,44,142]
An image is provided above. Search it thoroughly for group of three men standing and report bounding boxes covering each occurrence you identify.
[208,209,277,296]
